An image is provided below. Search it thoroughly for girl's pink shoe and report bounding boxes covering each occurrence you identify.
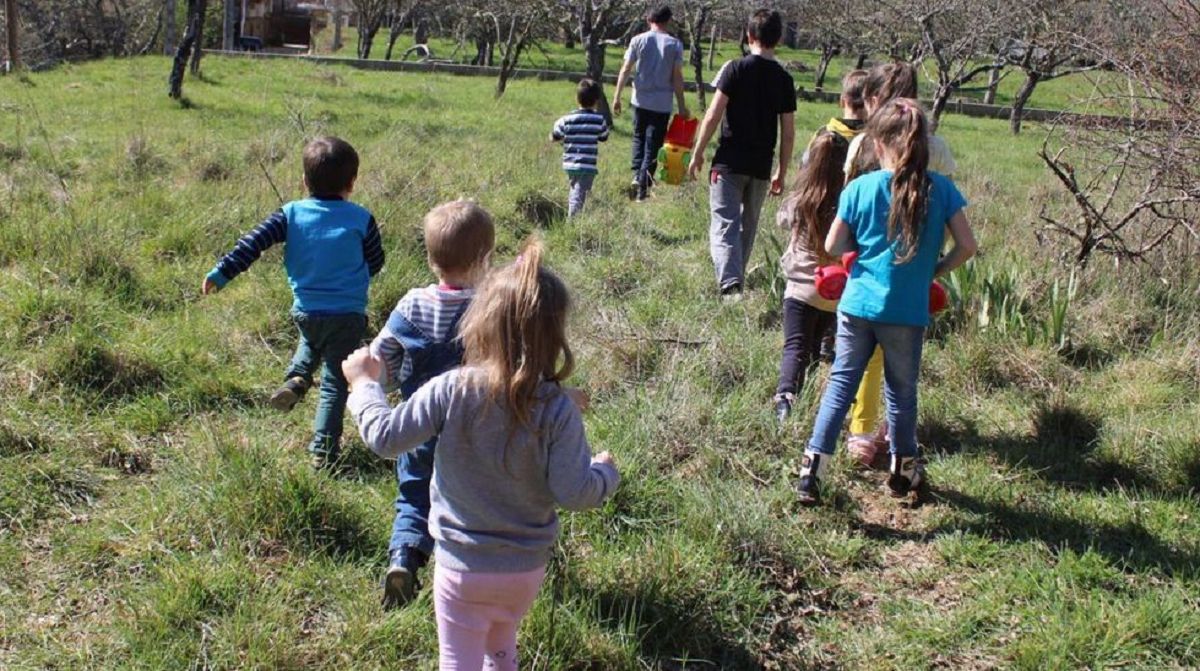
[847,433,878,468]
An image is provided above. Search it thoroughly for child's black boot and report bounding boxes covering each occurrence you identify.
[795,450,829,506]
[887,454,926,498]
[382,546,428,610]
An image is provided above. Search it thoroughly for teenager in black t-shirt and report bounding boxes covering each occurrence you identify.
[689,9,796,299]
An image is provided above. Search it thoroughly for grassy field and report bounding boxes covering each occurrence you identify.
[1,56,1199,670]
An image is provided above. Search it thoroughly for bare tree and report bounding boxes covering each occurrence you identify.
[908,0,1009,130]
[351,0,389,58]
[1002,0,1106,134]
[168,0,205,98]
[1036,0,1199,266]
[383,0,424,61]
[790,0,870,91]
[575,0,637,118]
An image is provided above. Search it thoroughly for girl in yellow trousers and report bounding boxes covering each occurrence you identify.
[842,62,958,466]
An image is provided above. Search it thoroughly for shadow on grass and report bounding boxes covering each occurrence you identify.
[572,579,762,669]
[918,402,1167,494]
[930,488,1200,577]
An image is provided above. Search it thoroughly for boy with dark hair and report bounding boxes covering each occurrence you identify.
[688,9,796,301]
[613,4,691,201]
[551,78,610,218]
[371,199,495,609]
[202,135,385,469]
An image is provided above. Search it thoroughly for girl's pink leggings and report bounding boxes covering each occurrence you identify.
[433,563,546,670]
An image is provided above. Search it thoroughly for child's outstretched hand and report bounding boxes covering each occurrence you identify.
[565,387,590,412]
[201,277,219,295]
[592,451,615,468]
[342,346,383,390]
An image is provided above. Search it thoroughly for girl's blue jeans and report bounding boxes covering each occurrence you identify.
[807,313,925,457]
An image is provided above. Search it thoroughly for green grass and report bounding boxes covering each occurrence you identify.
[1,56,1198,670]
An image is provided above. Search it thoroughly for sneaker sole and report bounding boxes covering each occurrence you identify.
[269,388,300,412]
[381,566,417,610]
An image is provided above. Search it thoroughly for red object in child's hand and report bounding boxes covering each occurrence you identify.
[929,280,949,314]
[841,251,858,270]
[815,264,849,300]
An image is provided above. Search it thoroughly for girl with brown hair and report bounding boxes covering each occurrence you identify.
[773,128,850,421]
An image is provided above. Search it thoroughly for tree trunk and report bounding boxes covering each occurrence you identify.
[983,65,1002,105]
[473,37,493,66]
[164,0,178,55]
[358,18,380,59]
[188,0,206,75]
[1009,72,1039,135]
[707,25,718,69]
[5,0,21,70]
[815,44,836,91]
[384,13,405,61]
[222,0,236,50]
[688,8,709,110]
[332,1,342,51]
[929,82,951,133]
[169,0,201,98]
[855,53,868,69]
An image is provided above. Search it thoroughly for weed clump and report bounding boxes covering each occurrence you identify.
[123,135,167,176]
[40,337,164,399]
[516,190,564,228]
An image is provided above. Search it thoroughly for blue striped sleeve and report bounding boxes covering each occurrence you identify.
[551,117,566,141]
[211,209,288,286]
[598,119,610,142]
[363,216,385,277]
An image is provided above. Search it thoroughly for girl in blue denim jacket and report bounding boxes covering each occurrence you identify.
[796,98,977,506]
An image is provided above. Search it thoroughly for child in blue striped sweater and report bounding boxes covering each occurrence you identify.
[551,79,610,218]
[201,136,385,470]
[368,200,495,610]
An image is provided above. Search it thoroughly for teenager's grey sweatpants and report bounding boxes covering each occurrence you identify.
[568,173,596,218]
[708,171,770,291]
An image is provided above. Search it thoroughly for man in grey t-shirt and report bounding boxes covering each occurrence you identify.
[613,5,690,201]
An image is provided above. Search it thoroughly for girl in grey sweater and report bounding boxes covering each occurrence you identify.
[343,240,618,670]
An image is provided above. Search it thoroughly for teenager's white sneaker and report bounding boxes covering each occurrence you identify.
[796,450,829,506]
[887,454,925,498]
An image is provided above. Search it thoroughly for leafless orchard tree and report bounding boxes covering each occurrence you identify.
[903,0,1010,130]
[167,0,206,99]
[574,0,640,118]
[350,0,390,59]
[383,0,424,61]
[1036,0,1199,267]
[1000,0,1110,134]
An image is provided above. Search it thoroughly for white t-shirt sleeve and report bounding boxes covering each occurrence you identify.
[844,134,865,175]
[929,135,957,177]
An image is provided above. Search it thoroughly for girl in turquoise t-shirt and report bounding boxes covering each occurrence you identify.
[796,98,977,506]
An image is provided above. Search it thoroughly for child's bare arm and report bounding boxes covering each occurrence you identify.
[935,210,977,277]
[687,91,729,179]
[825,216,854,256]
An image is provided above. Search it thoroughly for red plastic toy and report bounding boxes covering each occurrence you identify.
[929,280,949,314]
[664,115,699,148]
[815,264,848,300]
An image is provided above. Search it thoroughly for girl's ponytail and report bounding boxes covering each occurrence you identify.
[867,98,930,264]
[461,237,574,437]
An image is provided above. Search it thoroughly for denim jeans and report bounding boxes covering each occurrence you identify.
[777,298,837,396]
[709,171,770,291]
[391,436,436,557]
[807,312,925,457]
[285,310,367,458]
[567,172,595,218]
[631,106,670,189]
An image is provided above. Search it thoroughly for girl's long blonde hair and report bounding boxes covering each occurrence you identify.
[459,238,574,434]
[867,98,931,265]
